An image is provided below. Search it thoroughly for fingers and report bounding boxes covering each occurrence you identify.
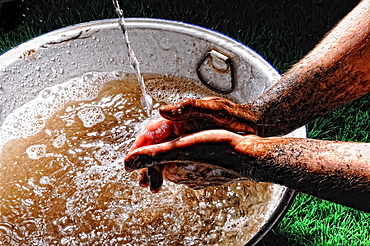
[136,168,149,187]
[130,97,257,154]
[129,116,194,152]
[147,166,163,193]
[125,129,244,171]
[159,98,258,134]
[129,117,174,151]
[124,130,257,193]
[159,97,231,121]
[134,167,164,193]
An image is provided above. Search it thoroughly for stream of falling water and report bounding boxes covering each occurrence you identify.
[112,0,153,117]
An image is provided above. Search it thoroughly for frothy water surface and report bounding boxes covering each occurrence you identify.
[0,72,274,245]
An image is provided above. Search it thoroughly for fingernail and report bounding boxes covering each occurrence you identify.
[147,166,163,193]
[124,166,135,172]
[138,171,149,187]
[139,181,149,188]
[124,154,152,171]
[150,187,161,193]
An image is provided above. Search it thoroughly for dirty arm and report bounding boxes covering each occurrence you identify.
[158,0,370,137]
[235,136,370,212]
[252,0,370,136]
[125,132,370,212]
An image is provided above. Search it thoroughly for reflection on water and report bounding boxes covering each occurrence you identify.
[0,72,272,245]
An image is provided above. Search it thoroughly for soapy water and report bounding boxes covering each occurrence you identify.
[0,72,274,245]
[112,0,153,117]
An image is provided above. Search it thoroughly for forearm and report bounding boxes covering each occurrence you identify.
[250,0,370,137]
[237,137,370,211]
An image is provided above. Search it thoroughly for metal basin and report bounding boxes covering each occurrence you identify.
[0,19,306,245]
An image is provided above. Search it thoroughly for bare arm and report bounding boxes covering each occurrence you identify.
[159,1,370,137]
[235,137,370,211]
[252,0,370,136]
[125,132,370,212]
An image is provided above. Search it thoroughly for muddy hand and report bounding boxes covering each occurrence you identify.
[125,130,254,192]
[159,97,258,134]
[130,97,258,151]
[127,97,259,191]
[126,132,370,212]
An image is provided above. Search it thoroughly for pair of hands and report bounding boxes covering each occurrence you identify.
[124,97,268,192]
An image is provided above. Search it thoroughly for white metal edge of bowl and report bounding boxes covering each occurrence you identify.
[1,18,280,81]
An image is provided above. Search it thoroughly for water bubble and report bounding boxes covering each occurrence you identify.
[21,198,34,207]
[82,72,95,83]
[159,36,173,50]
[52,134,66,148]
[77,106,105,128]
[41,89,52,98]
[94,145,118,165]
[114,70,125,77]
[26,144,46,159]
[39,176,53,185]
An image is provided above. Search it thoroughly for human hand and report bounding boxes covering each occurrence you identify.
[125,129,266,192]
[130,96,258,151]
[126,97,260,192]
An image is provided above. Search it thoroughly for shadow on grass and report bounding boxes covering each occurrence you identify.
[258,229,297,246]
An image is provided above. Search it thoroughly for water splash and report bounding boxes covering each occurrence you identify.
[112,0,153,117]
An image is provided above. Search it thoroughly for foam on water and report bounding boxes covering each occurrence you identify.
[0,72,116,150]
[0,72,275,245]
[26,144,47,160]
[77,106,106,128]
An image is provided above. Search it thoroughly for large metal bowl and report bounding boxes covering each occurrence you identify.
[0,19,306,245]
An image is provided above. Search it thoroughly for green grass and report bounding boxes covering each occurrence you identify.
[1,0,369,245]
[279,193,370,245]
[309,94,370,142]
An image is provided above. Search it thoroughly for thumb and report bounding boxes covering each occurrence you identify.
[159,97,258,134]
[124,130,244,172]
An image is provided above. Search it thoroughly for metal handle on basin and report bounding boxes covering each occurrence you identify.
[196,50,235,94]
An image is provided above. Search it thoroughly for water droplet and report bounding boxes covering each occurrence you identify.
[83,73,94,82]
[159,36,173,50]
[52,134,66,148]
[41,89,51,98]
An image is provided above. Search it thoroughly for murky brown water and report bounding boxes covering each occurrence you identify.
[0,72,272,245]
